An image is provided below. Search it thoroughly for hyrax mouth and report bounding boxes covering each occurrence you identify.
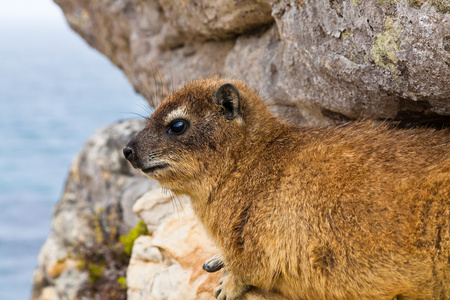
[141,163,170,174]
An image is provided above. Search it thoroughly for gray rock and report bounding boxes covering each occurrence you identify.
[54,0,449,125]
[32,119,157,300]
[54,267,89,300]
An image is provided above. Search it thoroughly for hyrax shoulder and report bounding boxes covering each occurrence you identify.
[124,77,450,300]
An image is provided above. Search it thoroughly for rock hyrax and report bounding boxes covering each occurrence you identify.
[124,78,450,300]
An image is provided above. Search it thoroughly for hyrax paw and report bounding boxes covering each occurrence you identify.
[203,254,224,273]
[213,273,248,300]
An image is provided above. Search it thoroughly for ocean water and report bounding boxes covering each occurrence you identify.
[0,3,148,299]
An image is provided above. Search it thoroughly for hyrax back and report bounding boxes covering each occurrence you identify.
[124,78,450,300]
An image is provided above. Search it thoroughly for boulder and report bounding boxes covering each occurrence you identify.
[54,0,450,125]
[32,119,156,300]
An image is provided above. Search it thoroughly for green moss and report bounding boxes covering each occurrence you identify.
[117,276,127,290]
[120,220,149,257]
[352,0,362,6]
[88,263,106,284]
[74,211,141,299]
[371,17,403,75]
[77,259,105,284]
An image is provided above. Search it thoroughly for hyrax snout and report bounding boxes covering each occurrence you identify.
[124,78,450,300]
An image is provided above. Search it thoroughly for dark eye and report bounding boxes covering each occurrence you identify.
[167,119,189,135]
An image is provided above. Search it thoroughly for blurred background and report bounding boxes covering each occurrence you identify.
[0,0,148,299]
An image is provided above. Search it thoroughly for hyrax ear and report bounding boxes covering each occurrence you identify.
[214,83,240,119]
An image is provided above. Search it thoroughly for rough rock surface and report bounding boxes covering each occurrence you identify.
[55,0,449,125]
[31,119,155,300]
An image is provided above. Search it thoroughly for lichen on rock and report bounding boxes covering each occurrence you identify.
[371,16,403,75]
[408,0,450,13]
[444,36,450,52]
[377,0,398,6]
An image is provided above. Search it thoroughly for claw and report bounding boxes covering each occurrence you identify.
[203,254,225,273]
[214,287,222,298]
[213,272,247,300]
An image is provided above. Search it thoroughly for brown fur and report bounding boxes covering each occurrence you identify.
[124,78,450,300]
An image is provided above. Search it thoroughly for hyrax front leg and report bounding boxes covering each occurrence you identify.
[214,271,249,300]
[203,254,224,273]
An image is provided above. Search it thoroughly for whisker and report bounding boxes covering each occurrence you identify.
[170,191,179,216]
[169,66,174,94]
[152,65,159,105]
[142,78,152,102]
[161,187,183,221]
[161,187,177,214]
[128,112,150,120]
[261,88,281,103]
[169,189,185,220]
[135,103,154,118]
[156,68,166,102]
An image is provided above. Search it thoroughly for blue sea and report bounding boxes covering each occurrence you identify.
[0,2,148,299]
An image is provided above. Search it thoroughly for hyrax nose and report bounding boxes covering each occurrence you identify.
[123,146,135,161]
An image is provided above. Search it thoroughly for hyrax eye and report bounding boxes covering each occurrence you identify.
[167,119,189,135]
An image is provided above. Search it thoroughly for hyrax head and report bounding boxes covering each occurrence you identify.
[123,78,249,194]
